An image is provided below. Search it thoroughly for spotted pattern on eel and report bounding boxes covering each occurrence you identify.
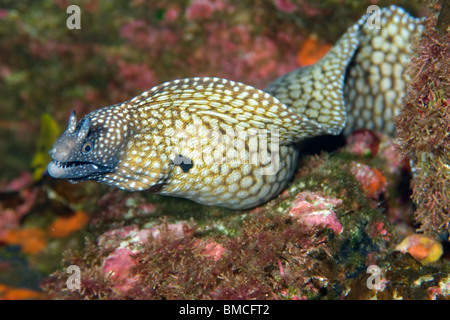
[47,6,423,209]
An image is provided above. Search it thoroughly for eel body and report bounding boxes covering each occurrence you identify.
[48,6,423,209]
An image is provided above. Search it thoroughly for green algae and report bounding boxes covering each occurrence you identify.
[30,113,61,182]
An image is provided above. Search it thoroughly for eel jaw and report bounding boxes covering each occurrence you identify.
[47,160,113,180]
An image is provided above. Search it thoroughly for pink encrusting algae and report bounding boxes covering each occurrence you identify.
[288,192,343,234]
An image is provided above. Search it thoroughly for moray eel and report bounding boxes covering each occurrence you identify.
[47,6,423,209]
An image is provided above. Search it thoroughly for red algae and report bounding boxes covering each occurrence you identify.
[102,247,140,294]
[297,36,332,67]
[198,240,226,261]
[47,210,90,238]
[0,284,46,300]
[345,129,381,158]
[41,213,331,299]
[0,228,47,254]
[396,0,450,234]
[350,162,387,199]
[288,191,343,234]
[273,0,297,13]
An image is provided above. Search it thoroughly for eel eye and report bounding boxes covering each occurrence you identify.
[82,141,93,154]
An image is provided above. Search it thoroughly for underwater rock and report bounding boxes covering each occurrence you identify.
[395,234,443,265]
[345,251,450,300]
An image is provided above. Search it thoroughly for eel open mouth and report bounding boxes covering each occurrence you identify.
[47,160,111,179]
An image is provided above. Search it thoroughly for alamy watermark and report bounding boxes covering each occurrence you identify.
[66,4,382,31]
[66,265,81,290]
[66,5,81,30]
[366,265,383,291]
[366,5,381,30]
